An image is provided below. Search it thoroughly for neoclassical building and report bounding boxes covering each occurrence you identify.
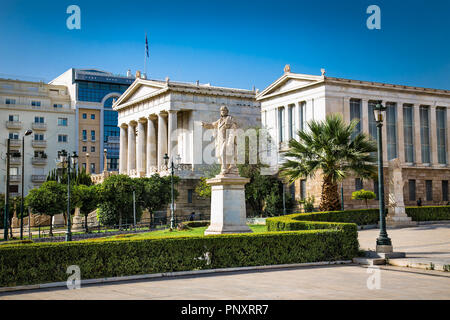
[257,67,450,209]
[113,77,260,217]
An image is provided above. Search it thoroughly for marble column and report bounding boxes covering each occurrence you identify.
[168,110,178,160]
[147,115,157,174]
[447,106,450,165]
[430,105,438,165]
[396,102,405,163]
[137,119,146,176]
[157,112,168,171]
[127,121,136,174]
[413,105,422,164]
[361,99,369,134]
[119,124,128,174]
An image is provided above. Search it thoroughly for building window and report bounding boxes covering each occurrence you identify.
[299,101,306,132]
[386,102,397,160]
[58,135,68,143]
[5,98,16,105]
[300,179,306,200]
[82,163,86,170]
[368,101,378,142]
[278,107,285,143]
[373,180,379,200]
[187,189,194,203]
[9,185,19,194]
[90,163,96,174]
[288,104,294,140]
[420,106,431,163]
[408,180,416,201]
[34,133,44,141]
[350,99,361,139]
[34,116,44,123]
[91,114,95,120]
[31,100,41,107]
[58,118,68,126]
[82,146,87,152]
[9,133,19,140]
[436,108,447,164]
[82,130,87,141]
[8,115,19,122]
[290,184,296,200]
[82,113,87,119]
[10,167,19,175]
[91,130,96,141]
[403,104,414,163]
[355,178,363,191]
[442,181,449,202]
[53,104,62,108]
[425,180,433,201]
[91,146,95,152]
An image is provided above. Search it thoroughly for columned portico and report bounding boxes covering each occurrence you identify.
[157,112,168,171]
[147,115,157,174]
[119,124,128,174]
[168,110,178,160]
[137,119,146,176]
[127,121,137,175]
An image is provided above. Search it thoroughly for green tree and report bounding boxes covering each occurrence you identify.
[72,184,99,232]
[47,167,92,186]
[25,181,67,236]
[352,189,376,208]
[280,114,377,211]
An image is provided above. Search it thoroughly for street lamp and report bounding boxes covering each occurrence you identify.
[164,153,181,230]
[20,129,32,240]
[373,101,392,252]
[58,150,78,241]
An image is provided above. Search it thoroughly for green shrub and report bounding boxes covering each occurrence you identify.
[181,220,210,228]
[0,227,358,287]
[405,206,450,221]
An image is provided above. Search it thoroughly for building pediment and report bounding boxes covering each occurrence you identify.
[256,73,324,101]
[113,79,167,110]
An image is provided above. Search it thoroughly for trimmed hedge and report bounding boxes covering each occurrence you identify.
[406,206,450,221]
[181,220,210,228]
[0,227,358,287]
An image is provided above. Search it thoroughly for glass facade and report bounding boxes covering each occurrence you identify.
[77,82,129,102]
[386,102,397,160]
[420,106,431,163]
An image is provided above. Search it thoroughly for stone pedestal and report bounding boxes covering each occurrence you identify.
[52,213,65,228]
[72,208,84,231]
[11,211,19,228]
[204,175,252,235]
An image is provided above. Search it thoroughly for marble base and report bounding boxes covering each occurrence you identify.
[204,175,252,235]
[386,208,416,228]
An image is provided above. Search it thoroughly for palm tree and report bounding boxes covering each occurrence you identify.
[280,114,377,211]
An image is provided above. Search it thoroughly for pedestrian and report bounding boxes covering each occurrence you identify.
[189,212,195,221]
[417,198,422,206]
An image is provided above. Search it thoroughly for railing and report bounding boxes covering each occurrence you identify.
[10,157,21,165]
[32,157,47,165]
[31,175,47,183]
[32,140,47,148]
[7,139,21,147]
[5,121,22,129]
[10,175,21,182]
[32,122,47,131]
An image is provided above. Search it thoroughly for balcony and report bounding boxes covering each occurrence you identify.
[10,156,21,165]
[10,175,21,182]
[32,122,47,131]
[31,175,47,183]
[32,157,48,165]
[32,140,47,148]
[5,121,22,129]
[8,139,21,147]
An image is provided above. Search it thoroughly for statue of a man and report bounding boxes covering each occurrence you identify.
[202,106,238,175]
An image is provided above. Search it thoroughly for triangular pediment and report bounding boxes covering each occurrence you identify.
[113,78,166,109]
[257,73,324,100]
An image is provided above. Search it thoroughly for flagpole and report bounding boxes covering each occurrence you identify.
[144,33,148,78]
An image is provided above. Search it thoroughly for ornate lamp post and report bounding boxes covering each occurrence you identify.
[58,150,78,241]
[164,153,181,230]
[373,101,392,252]
[20,129,33,240]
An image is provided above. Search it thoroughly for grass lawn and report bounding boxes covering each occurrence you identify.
[84,224,267,241]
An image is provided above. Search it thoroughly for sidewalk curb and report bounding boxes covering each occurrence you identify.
[0,260,352,293]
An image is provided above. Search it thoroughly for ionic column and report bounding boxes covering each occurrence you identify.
[127,121,137,174]
[157,112,168,171]
[396,102,405,163]
[430,105,438,165]
[119,124,128,174]
[413,105,422,164]
[168,110,178,160]
[361,99,369,134]
[147,115,157,173]
[137,119,146,176]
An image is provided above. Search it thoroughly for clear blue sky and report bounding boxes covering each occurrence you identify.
[0,0,449,91]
